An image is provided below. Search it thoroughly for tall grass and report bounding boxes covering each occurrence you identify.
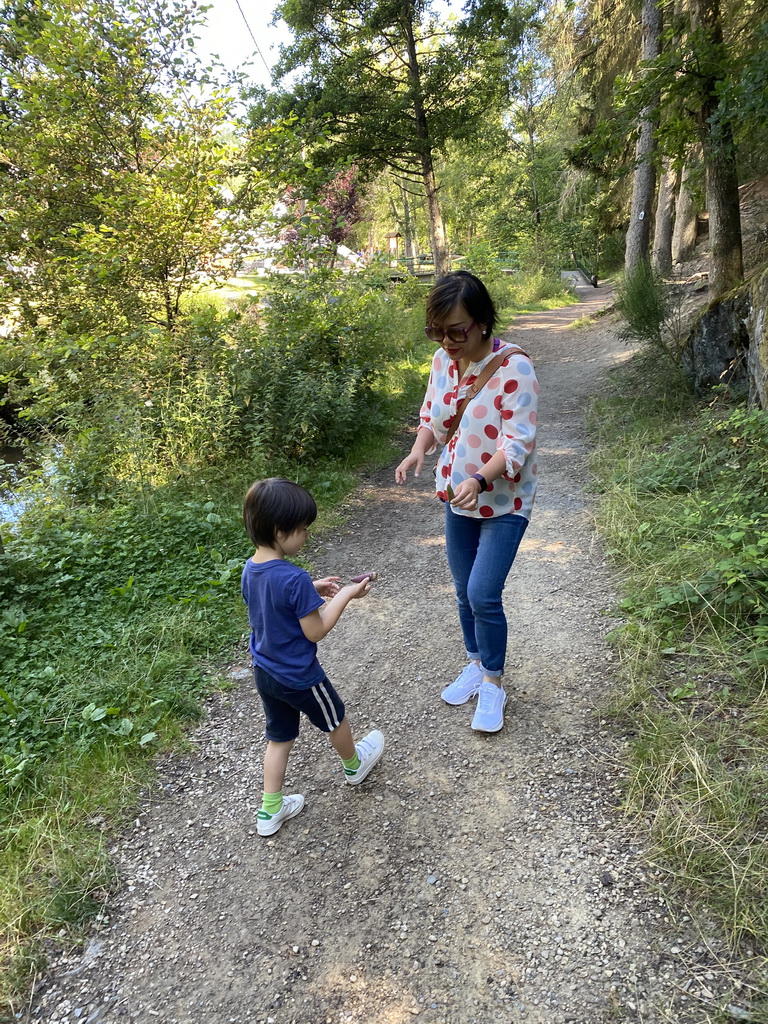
[589,349,768,996]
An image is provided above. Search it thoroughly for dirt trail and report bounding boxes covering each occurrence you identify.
[25,286,706,1024]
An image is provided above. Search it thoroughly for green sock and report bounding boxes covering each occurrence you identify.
[342,752,360,773]
[261,791,283,815]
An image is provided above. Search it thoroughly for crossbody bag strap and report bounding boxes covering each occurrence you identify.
[443,345,529,448]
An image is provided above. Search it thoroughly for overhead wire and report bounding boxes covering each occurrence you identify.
[233,0,273,78]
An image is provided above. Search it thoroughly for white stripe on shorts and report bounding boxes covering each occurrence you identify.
[312,681,341,730]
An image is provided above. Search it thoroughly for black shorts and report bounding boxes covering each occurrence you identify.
[253,666,346,742]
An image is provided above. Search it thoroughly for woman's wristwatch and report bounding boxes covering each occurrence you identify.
[470,473,488,492]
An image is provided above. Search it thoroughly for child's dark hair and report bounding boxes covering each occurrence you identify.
[243,478,317,548]
[426,270,498,339]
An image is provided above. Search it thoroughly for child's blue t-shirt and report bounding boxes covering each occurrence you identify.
[241,558,325,689]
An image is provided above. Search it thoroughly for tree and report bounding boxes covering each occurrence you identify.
[279,164,364,266]
[689,0,743,297]
[257,0,515,278]
[0,0,250,338]
[671,153,700,264]
[651,157,678,276]
[624,0,663,273]
[433,7,601,272]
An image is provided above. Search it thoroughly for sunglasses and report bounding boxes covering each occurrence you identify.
[424,319,478,344]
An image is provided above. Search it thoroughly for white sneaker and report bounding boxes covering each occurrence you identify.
[441,662,483,705]
[345,729,385,785]
[471,682,507,732]
[256,793,305,836]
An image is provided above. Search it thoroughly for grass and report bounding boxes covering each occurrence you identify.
[497,270,579,316]
[568,313,596,329]
[588,348,768,1002]
[198,274,268,303]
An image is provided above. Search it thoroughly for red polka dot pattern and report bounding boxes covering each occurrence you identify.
[418,343,539,521]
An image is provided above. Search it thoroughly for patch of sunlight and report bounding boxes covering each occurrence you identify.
[197,275,267,303]
[520,536,580,562]
[317,965,424,1021]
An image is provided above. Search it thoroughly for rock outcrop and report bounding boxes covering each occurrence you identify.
[682,266,768,407]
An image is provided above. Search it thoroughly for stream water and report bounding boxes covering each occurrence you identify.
[0,445,28,524]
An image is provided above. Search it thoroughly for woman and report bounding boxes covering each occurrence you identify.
[395,271,538,733]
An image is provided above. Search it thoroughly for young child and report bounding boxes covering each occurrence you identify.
[241,477,385,836]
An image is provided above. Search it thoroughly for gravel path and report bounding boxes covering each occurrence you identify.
[22,285,743,1024]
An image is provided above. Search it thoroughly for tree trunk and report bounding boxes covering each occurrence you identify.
[624,0,663,273]
[690,0,743,297]
[400,181,418,263]
[651,158,678,278]
[672,154,699,264]
[704,136,743,297]
[402,6,449,278]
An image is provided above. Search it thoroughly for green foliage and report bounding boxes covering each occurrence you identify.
[590,351,768,958]
[231,269,420,463]
[0,490,242,785]
[456,242,577,315]
[268,0,514,179]
[611,406,768,665]
[614,260,677,361]
[504,271,577,311]
[0,0,269,340]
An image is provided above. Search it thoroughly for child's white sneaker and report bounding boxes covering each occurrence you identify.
[345,730,385,785]
[257,793,305,836]
[471,682,507,733]
[441,662,483,705]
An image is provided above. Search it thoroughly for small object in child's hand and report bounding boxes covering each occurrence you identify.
[351,572,378,583]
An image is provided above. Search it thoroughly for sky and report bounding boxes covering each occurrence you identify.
[194,0,292,87]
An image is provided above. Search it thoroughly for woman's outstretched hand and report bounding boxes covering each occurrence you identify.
[395,450,424,484]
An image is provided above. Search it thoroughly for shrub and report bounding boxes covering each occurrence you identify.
[232,270,417,462]
[614,259,675,361]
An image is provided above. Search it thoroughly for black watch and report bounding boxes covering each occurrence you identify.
[470,473,488,492]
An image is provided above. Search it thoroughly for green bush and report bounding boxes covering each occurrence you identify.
[232,270,417,462]
[614,259,674,359]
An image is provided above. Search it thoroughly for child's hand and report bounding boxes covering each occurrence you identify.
[314,576,341,598]
[343,578,371,600]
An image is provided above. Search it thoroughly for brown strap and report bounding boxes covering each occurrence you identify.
[443,345,529,447]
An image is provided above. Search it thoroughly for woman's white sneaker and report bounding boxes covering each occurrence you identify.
[441,662,483,705]
[471,682,507,732]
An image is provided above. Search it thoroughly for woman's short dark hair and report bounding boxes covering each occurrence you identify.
[426,270,498,339]
[243,478,317,548]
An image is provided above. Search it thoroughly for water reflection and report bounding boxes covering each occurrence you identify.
[0,445,27,523]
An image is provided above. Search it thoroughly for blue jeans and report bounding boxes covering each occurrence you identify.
[444,506,529,677]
